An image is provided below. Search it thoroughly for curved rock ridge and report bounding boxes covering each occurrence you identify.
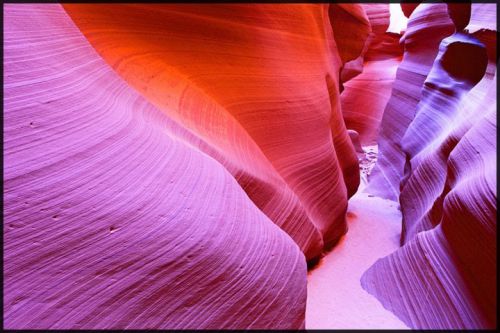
[366,3,456,200]
[4,3,496,330]
[361,4,497,329]
[361,88,497,328]
[4,4,307,329]
[330,4,371,84]
[468,4,497,66]
[341,4,404,145]
[467,3,497,33]
[330,4,371,66]
[63,4,361,257]
[364,4,403,61]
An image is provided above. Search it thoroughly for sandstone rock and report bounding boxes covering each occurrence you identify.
[63,3,360,254]
[341,4,403,145]
[3,4,307,329]
[3,3,496,330]
[467,3,497,33]
[347,129,363,153]
[367,3,455,200]
[361,4,497,329]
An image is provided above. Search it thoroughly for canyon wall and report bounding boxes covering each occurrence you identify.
[3,3,496,330]
[63,3,365,256]
[367,3,456,200]
[341,4,404,146]
[4,3,368,329]
[4,5,310,329]
[361,3,497,329]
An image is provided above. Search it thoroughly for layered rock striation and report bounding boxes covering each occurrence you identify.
[367,3,456,200]
[340,4,404,146]
[361,3,497,329]
[3,3,496,330]
[63,4,363,257]
[4,3,369,329]
[4,4,309,329]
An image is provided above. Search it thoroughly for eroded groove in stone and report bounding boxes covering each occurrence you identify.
[4,4,308,329]
[3,3,496,330]
[341,4,404,146]
[367,3,456,200]
[63,4,364,258]
[361,3,497,329]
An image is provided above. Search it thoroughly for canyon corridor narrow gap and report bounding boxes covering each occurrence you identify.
[3,2,497,330]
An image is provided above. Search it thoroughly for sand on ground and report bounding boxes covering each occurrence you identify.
[305,146,409,329]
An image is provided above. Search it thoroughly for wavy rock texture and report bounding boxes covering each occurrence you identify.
[467,3,497,33]
[365,5,404,60]
[4,4,308,329]
[341,4,403,145]
[330,4,371,84]
[400,32,490,242]
[367,3,455,200]
[468,4,497,66]
[4,3,496,330]
[361,4,497,329]
[63,4,361,257]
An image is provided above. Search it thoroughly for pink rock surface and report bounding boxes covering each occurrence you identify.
[63,3,361,256]
[467,3,497,33]
[400,32,489,242]
[367,3,456,200]
[364,4,403,61]
[361,4,497,329]
[3,3,496,330]
[330,4,371,66]
[341,58,401,146]
[341,4,404,145]
[468,4,497,65]
[347,129,363,154]
[330,4,371,84]
[4,5,307,329]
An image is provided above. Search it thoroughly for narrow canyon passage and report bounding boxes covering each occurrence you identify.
[306,148,408,329]
[3,3,496,330]
[306,192,407,329]
[304,5,411,326]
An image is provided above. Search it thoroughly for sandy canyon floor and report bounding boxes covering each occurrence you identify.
[306,146,409,329]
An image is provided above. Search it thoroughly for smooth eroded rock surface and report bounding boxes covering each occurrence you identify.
[63,3,361,257]
[361,3,497,329]
[367,3,455,200]
[4,4,308,329]
[341,4,404,145]
[4,3,496,330]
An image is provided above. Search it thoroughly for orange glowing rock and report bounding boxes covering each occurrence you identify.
[64,4,361,256]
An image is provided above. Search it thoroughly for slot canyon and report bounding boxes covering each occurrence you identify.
[3,2,497,330]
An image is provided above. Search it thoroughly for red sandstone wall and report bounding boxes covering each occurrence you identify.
[3,3,496,330]
[4,4,368,329]
[64,4,362,255]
